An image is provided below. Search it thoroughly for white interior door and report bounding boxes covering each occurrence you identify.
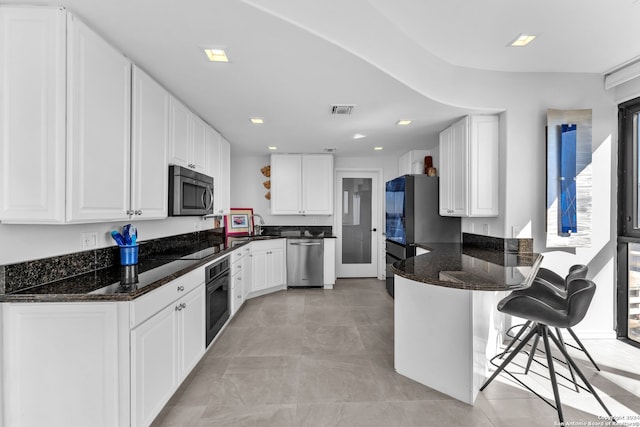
[335,170,380,278]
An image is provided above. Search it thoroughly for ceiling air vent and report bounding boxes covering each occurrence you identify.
[330,104,355,115]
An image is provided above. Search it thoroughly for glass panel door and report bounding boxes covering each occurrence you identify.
[336,170,380,278]
[342,177,372,264]
[618,98,640,346]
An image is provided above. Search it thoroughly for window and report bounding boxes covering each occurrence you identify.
[618,97,640,345]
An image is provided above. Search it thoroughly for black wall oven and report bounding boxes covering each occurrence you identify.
[169,165,214,216]
[205,257,230,347]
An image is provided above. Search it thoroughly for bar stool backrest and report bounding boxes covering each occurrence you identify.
[565,264,588,289]
[565,278,596,328]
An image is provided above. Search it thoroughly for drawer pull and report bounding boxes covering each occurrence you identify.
[177,285,185,292]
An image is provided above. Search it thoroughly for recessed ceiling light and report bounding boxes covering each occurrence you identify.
[353,133,366,139]
[250,117,264,124]
[508,34,537,47]
[203,48,229,62]
[396,120,412,126]
[374,147,384,151]
[268,146,278,150]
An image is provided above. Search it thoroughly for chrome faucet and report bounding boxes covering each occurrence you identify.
[252,213,265,235]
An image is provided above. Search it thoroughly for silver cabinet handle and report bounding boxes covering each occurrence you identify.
[177,285,185,292]
[175,305,182,311]
[135,210,142,215]
[289,242,321,246]
[126,209,134,215]
[181,302,186,309]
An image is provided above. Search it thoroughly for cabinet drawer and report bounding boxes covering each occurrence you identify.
[231,246,246,264]
[131,267,203,328]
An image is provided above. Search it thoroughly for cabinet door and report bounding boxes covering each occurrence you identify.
[217,136,231,214]
[207,128,231,215]
[302,155,333,214]
[242,246,252,299]
[268,244,286,287]
[66,13,131,222]
[439,127,454,216]
[450,118,468,216]
[0,7,66,223]
[169,96,191,168]
[439,118,467,217]
[131,66,169,220]
[131,304,178,427]
[270,154,302,214]
[251,249,269,293]
[468,115,499,217]
[191,115,207,173]
[205,125,220,182]
[3,303,124,427]
[177,285,205,380]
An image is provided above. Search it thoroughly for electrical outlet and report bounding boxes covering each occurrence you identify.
[82,232,98,249]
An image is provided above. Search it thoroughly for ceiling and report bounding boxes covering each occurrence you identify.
[4,0,640,157]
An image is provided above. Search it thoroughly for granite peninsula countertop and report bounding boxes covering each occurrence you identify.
[391,243,543,291]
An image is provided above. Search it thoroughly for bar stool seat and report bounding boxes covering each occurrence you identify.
[501,264,600,372]
[481,279,613,425]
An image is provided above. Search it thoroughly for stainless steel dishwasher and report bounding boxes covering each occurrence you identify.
[286,239,324,287]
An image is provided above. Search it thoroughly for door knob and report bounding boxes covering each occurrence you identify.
[371,228,377,232]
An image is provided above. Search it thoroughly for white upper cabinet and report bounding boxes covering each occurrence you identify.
[130,66,169,220]
[270,154,333,215]
[169,97,191,167]
[0,7,66,223]
[66,13,132,222]
[439,115,499,217]
[205,126,231,215]
[169,97,208,174]
[0,6,232,224]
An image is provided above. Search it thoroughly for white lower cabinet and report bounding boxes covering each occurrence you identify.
[0,271,206,427]
[131,282,205,427]
[251,239,286,294]
[131,303,178,427]
[230,245,253,315]
[1,302,130,427]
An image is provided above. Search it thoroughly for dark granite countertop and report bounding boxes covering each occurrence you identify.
[391,243,543,291]
[0,235,293,303]
[0,245,240,303]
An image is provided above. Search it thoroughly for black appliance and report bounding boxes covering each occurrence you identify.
[385,175,461,297]
[168,165,214,216]
[205,257,230,347]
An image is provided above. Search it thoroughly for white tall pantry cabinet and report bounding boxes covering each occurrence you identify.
[439,115,499,217]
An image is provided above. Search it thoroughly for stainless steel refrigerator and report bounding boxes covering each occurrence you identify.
[385,175,461,296]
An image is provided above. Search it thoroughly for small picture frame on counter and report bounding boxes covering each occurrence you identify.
[224,208,254,235]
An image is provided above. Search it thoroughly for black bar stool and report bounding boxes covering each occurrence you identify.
[481,279,613,425]
[501,264,600,372]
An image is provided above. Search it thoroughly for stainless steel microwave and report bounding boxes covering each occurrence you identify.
[168,165,214,216]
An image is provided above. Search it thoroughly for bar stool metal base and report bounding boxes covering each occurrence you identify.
[481,324,614,426]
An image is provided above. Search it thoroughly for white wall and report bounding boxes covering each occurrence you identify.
[0,217,216,265]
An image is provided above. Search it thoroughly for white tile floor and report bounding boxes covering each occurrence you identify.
[151,278,640,427]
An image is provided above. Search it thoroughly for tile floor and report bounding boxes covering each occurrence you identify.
[151,278,640,427]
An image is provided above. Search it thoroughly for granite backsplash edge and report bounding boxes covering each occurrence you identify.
[0,229,225,294]
[462,232,533,253]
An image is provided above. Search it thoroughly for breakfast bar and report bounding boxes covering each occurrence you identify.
[391,243,542,405]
